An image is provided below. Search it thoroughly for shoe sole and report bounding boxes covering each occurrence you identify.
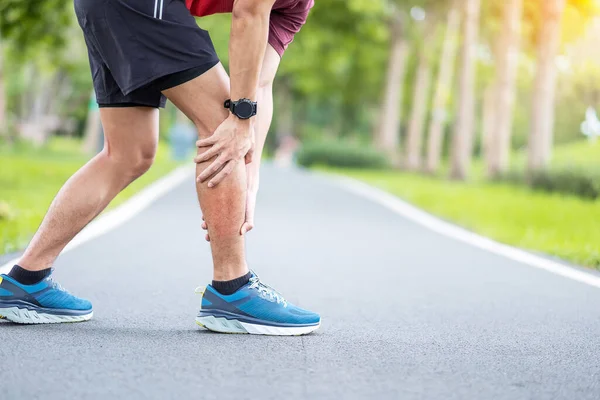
[196,315,320,336]
[0,307,93,324]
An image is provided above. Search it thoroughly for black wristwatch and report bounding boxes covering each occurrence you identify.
[224,98,257,119]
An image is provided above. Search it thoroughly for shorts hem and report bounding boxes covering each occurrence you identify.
[121,58,220,96]
[98,103,159,108]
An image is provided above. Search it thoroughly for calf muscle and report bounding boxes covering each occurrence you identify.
[163,63,249,280]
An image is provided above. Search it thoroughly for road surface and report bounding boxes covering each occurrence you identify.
[2,165,599,399]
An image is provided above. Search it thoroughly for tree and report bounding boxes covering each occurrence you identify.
[485,0,523,177]
[0,0,76,140]
[449,0,481,180]
[527,0,565,172]
[375,8,409,161]
[404,20,436,170]
[424,3,460,173]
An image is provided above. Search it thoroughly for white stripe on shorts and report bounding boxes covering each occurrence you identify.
[159,0,164,19]
[153,0,158,18]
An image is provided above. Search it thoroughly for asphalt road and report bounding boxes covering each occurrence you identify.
[1,165,600,399]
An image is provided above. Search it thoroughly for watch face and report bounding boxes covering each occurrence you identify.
[235,101,254,118]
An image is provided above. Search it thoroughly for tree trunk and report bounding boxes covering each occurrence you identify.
[449,0,480,180]
[375,10,409,162]
[481,83,496,164]
[527,0,565,172]
[486,0,523,178]
[425,4,460,174]
[405,51,432,170]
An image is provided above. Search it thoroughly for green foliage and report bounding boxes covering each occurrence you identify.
[501,168,600,200]
[0,0,73,56]
[0,201,13,221]
[326,167,600,268]
[297,140,389,169]
[278,0,389,138]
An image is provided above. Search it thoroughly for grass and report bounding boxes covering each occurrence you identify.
[513,139,600,170]
[320,139,600,269]
[0,137,181,255]
[326,168,600,268]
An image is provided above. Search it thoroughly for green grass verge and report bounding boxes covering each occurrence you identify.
[0,137,181,255]
[512,140,600,170]
[324,168,600,269]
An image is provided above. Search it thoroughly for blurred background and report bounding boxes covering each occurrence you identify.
[0,0,599,267]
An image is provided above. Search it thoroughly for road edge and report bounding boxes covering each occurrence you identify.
[0,165,193,274]
[329,173,600,290]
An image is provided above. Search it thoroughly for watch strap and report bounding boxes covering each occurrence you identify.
[224,98,257,118]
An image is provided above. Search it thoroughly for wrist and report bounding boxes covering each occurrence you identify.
[225,98,257,120]
[228,113,252,127]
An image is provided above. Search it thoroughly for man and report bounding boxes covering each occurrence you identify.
[0,0,320,335]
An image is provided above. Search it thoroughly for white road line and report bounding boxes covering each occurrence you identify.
[332,175,600,289]
[0,166,193,274]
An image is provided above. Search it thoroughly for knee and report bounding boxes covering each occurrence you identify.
[128,148,156,178]
[103,142,157,179]
[258,76,274,91]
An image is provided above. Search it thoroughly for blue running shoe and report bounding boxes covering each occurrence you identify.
[0,274,93,324]
[195,272,320,335]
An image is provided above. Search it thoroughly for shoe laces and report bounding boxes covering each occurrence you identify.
[50,279,69,294]
[248,276,287,307]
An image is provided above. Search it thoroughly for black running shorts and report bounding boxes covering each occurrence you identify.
[74,0,220,108]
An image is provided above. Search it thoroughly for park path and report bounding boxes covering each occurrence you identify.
[1,164,600,400]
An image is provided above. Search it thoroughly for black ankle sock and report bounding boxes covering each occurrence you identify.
[8,265,52,285]
[212,271,252,295]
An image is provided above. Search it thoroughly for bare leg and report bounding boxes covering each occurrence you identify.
[163,63,248,281]
[19,108,159,271]
[203,45,281,240]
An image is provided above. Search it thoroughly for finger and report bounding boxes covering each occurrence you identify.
[196,137,217,147]
[208,160,236,187]
[241,222,254,235]
[197,155,226,183]
[194,146,221,164]
[245,148,254,165]
[202,221,208,230]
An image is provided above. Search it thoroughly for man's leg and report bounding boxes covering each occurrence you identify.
[202,45,281,240]
[163,64,248,282]
[0,107,159,323]
[162,58,318,335]
[19,107,159,270]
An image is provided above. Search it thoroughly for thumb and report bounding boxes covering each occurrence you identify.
[240,221,254,235]
[245,147,254,165]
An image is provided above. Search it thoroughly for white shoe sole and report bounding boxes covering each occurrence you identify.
[196,315,320,336]
[0,307,93,324]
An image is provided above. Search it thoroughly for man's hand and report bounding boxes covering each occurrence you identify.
[195,115,254,187]
[240,186,257,235]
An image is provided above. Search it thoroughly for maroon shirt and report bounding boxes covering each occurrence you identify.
[185,0,314,56]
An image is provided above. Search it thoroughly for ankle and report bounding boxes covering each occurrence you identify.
[7,265,52,285]
[213,264,249,282]
[212,271,252,295]
[18,254,53,272]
